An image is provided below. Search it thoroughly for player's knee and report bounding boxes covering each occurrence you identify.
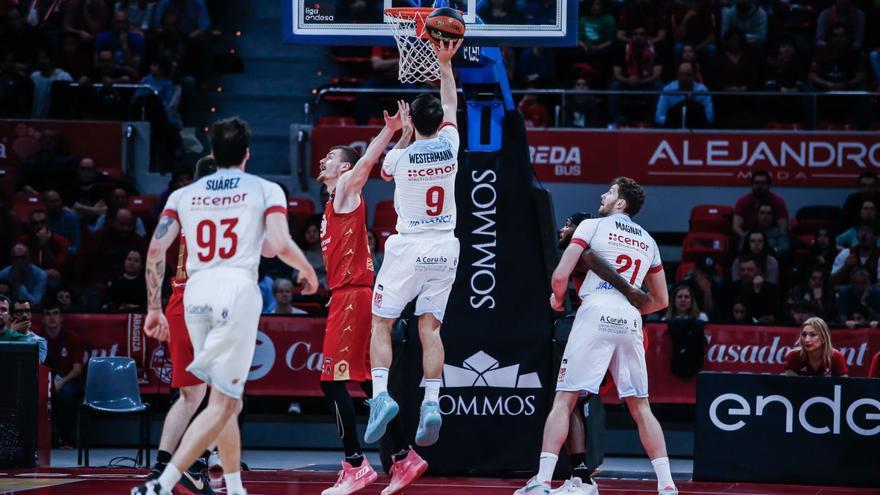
[180,384,207,411]
[553,391,580,413]
[417,313,441,335]
[210,391,242,417]
[371,315,395,333]
[625,397,650,420]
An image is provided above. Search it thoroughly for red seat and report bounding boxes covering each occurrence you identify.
[675,261,723,282]
[13,193,45,223]
[374,227,395,252]
[681,232,729,264]
[317,116,356,126]
[373,200,396,229]
[287,197,316,231]
[97,167,124,181]
[128,195,159,217]
[689,204,734,234]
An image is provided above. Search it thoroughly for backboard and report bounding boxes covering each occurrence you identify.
[282,0,578,46]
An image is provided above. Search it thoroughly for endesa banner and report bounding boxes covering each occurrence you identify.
[310,125,880,187]
[0,119,123,169]
[55,315,880,401]
[694,373,880,487]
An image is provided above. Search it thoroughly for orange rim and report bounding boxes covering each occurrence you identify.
[384,7,435,40]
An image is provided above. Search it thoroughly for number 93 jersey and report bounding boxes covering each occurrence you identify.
[570,212,662,305]
[161,168,287,279]
[382,122,459,235]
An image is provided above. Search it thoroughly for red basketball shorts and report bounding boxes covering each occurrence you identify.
[167,282,202,388]
[322,286,372,382]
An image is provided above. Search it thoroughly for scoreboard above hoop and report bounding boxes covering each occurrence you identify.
[282,0,578,47]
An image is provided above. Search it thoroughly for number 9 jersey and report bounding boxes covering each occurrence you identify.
[381,122,459,235]
[161,168,288,279]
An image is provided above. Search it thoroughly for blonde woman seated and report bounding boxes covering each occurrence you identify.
[662,285,709,322]
[783,317,849,377]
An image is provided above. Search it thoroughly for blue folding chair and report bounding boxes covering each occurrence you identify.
[77,357,151,467]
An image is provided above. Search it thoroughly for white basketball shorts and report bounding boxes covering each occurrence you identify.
[372,233,459,321]
[183,267,262,399]
[556,297,648,399]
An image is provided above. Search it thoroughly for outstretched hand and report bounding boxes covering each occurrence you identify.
[433,39,463,65]
[384,99,410,132]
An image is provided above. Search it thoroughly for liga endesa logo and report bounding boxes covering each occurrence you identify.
[426,351,543,417]
[708,385,880,436]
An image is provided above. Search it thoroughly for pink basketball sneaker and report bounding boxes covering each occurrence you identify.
[322,459,378,495]
[380,449,428,495]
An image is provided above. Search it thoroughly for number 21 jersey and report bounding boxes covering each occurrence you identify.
[161,168,287,279]
[382,122,459,235]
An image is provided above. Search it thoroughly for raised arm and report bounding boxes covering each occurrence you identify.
[144,213,181,341]
[435,40,462,126]
[338,100,406,203]
[264,212,319,294]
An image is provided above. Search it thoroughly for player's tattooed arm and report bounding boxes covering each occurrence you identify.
[145,214,180,311]
[581,250,649,308]
[154,215,174,240]
[146,256,165,311]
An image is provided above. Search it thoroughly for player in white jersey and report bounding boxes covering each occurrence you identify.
[133,118,318,495]
[365,40,462,450]
[516,178,676,495]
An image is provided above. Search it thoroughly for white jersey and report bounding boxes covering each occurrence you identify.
[570,213,662,306]
[382,122,459,235]
[161,168,287,279]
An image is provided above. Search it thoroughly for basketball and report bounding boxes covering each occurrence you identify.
[425,7,466,45]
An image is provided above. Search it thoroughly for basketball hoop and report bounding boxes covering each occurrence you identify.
[384,7,440,83]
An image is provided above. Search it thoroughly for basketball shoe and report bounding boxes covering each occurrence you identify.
[414,401,441,447]
[322,459,378,495]
[514,477,551,495]
[364,392,399,444]
[131,480,171,495]
[659,486,678,495]
[380,449,428,495]
[550,477,598,495]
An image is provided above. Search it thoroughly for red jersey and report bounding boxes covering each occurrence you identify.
[321,196,374,290]
[784,349,849,377]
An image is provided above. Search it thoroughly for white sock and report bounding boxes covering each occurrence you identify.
[536,452,558,484]
[157,463,181,492]
[651,457,675,490]
[423,379,441,404]
[224,471,245,494]
[371,368,389,398]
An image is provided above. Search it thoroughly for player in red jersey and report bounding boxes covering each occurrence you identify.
[316,101,422,495]
[147,156,218,495]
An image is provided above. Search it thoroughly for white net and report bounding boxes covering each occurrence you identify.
[385,9,440,83]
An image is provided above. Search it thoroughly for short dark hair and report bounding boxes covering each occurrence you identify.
[330,145,360,170]
[757,201,774,212]
[194,155,217,179]
[738,253,759,267]
[613,177,646,216]
[751,170,771,183]
[12,297,30,307]
[567,211,591,227]
[209,117,250,168]
[410,94,444,137]
[0,294,9,306]
[42,299,62,313]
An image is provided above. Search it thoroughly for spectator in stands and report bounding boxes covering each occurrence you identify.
[95,10,145,77]
[103,249,146,311]
[57,32,94,83]
[732,230,780,284]
[682,255,723,319]
[296,218,327,291]
[720,0,767,49]
[268,278,306,315]
[518,94,552,128]
[143,9,188,77]
[20,131,78,195]
[44,191,81,254]
[94,48,134,83]
[617,0,667,48]
[477,0,523,24]
[609,25,663,125]
[654,62,713,128]
[10,298,47,363]
[153,0,210,39]
[515,46,557,88]
[808,23,868,128]
[139,56,181,127]
[679,44,704,83]
[836,268,880,321]
[844,305,877,328]
[0,53,33,117]
[17,209,70,282]
[755,202,790,256]
[0,244,47,306]
[54,287,78,312]
[76,208,148,286]
[733,170,789,239]
[663,284,709,321]
[670,0,717,63]
[797,227,836,275]
[836,199,878,248]
[30,50,73,119]
[38,301,83,447]
[565,76,599,128]
[523,0,555,25]
[783,317,848,377]
[64,0,110,43]
[114,0,156,33]
[576,0,616,75]
[785,300,819,326]
[0,196,21,268]
[0,279,11,297]
[716,28,763,92]
[815,0,865,49]
[841,172,880,230]
[0,295,25,342]
[788,265,837,322]
[66,157,109,227]
[764,36,808,92]
[0,7,47,67]
[93,188,147,236]
[831,222,880,286]
[729,299,756,324]
[366,229,383,277]
[728,255,781,324]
